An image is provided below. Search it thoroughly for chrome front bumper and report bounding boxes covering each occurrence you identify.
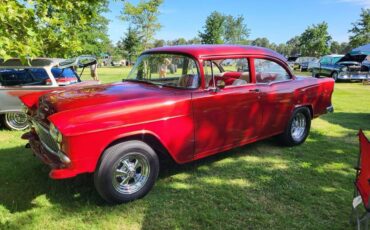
[25,120,71,164]
[338,72,369,80]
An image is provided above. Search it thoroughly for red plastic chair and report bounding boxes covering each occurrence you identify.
[352,130,370,230]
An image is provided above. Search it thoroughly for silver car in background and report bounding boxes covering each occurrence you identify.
[0,56,99,130]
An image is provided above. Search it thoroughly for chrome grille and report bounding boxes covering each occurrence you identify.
[32,120,59,153]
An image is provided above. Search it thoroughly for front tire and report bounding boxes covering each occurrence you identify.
[4,112,29,131]
[331,71,339,82]
[279,107,311,146]
[312,70,320,78]
[94,140,159,204]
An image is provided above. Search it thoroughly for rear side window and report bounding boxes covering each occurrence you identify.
[254,59,291,83]
[0,68,49,86]
[51,68,78,79]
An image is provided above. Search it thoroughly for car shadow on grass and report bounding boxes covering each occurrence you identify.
[0,129,357,229]
[320,112,370,132]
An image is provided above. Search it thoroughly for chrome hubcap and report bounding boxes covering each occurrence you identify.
[5,112,29,130]
[112,153,150,195]
[291,113,306,142]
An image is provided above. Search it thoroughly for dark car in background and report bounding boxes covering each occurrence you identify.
[287,56,299,69]
[312,53,369,82]
[294,57,318,71]
[312,43,370,82]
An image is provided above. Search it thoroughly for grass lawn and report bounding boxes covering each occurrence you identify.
[1,67,370,229]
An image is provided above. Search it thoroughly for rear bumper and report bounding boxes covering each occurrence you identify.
[22,131,77,179]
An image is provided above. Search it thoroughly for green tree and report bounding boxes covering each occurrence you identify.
[187,37,202,45]
[153,39,165,47]
[299,22,331,56]
[286,36,301,56]
[199,11,225,44]
[223,15,250,44]
[78,4,111,57]
[330,41,341,54]
[123,27,141,64]
[122,0,163,50]
[0,0,40,60]
[349,8,370,48]
[251,37,270,48]
[0,0,110,60]
[340,42,351,54]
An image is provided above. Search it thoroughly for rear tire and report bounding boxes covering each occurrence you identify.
[94,140,159,204]
[4,112,29,131]
[279,107,311,146]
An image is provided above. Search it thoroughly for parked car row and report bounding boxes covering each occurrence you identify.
[16,45,335,203]
[287,43,370,82]
[312,44,370,82]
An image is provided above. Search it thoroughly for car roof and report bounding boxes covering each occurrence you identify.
[0,58,65,68]
[143,45,287,61]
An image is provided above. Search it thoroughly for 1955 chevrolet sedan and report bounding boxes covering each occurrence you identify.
[20,45,335,203]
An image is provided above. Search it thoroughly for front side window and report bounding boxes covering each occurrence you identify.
[204,58,250,88]
[126,54,200,89]
[0,68,49,86]
[254,59,290,83]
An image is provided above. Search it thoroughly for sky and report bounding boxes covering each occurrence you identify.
[104,0,370,45]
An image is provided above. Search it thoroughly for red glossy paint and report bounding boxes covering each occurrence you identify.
[21,45,335,179]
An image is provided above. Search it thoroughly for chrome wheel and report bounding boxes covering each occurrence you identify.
[291,112,306,142]
[112,153,150,195]
[4,112,29,130]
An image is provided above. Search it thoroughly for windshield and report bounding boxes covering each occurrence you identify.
[125,53,200,89]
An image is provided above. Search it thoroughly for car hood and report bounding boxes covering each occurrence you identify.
[338,54,368,64]
[40,82,174,113]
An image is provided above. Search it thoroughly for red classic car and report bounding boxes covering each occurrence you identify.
[20,45,335,203]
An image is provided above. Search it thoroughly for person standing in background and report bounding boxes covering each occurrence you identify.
[90,62,99,81]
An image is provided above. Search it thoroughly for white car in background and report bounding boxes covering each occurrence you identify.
[0,56,99,130]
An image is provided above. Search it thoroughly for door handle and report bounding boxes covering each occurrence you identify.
[249,89,260,93]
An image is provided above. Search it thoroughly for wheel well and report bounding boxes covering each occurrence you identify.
[105,134,173,163]
[302,105,313,119]
[331,71,338,76]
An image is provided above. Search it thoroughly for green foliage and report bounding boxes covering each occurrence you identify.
[199,11,249,44]
[349,8,370,48]
[122,0,163,50]
[299,22,332,56]
[199,11,226,44]
[251,37,270,48]
[0,0,40,61]
[0,0,110,59]
[153,39,166,47]
[122,27,141,64]
[223,15,250,44]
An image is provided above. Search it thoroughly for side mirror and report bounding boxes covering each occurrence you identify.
[216,80,225,89]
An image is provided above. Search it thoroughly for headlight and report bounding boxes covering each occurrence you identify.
[50,123,62,143]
